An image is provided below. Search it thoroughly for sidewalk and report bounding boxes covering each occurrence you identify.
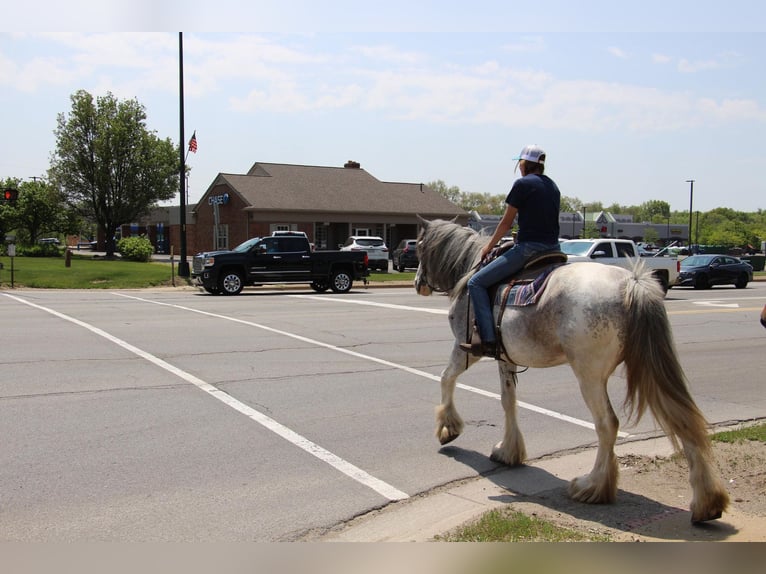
[312,435,765,542]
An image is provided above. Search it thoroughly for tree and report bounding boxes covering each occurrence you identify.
[11,179,79,245]
[639,200,670,223]
[49,90,178,257]
[427,180,463,205]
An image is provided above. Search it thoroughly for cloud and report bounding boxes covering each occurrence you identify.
[607,46,628,58]
[4,32,764,134]
[652,53,672,64]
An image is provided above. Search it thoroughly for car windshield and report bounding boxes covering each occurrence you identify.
[681,255,714,267]
[559,241,592,256]
[233,237,262,252]
[357,238,384,247]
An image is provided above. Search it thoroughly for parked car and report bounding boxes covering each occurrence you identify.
[675,254,753,289]
[341,236,389,271]
[393,239,418,271]
[38,237,61,245]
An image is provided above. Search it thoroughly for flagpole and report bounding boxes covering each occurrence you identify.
[178,32,189,277]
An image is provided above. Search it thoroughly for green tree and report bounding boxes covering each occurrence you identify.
[10,179,78,245]
[427,180,463,204]
[49,90,178,257]
[639,200,670,223]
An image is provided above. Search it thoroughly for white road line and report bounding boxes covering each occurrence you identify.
[3,292,408,502]
[289,294,449,314]
[115,293,621,437]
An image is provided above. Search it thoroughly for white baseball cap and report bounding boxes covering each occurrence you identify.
[513,144,545,164]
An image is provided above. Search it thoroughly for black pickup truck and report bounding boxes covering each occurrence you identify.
[191,232,369,295]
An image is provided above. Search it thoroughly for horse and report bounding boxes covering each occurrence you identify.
[414,218,729,523]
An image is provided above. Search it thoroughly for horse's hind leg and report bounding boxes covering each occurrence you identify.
[436,344,479,445]
[682,436,729,523]
[569,371,620,504]
[490,361,527,466]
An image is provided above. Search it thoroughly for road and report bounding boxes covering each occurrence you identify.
[1,281,764,541]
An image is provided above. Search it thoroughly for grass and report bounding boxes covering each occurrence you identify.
[0,255,416,290]
[368,271,415,283]
[433,508,610,542]
[711,422,766,444]
[0,254,179,289]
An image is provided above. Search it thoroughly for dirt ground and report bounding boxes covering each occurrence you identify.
[504,439,766,542]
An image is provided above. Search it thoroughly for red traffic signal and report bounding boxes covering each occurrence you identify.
[3,188,19,202]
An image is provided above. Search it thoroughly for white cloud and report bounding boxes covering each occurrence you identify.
[652,53,671,64]
[608,46,628,58]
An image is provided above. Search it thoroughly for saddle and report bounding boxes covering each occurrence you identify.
[471,248,567,363]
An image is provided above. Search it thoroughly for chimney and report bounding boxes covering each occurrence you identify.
[344,160,361,169]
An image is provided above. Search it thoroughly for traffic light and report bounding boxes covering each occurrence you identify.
[2,188,18,204]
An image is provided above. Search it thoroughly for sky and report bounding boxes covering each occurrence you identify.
[2,1,765,213]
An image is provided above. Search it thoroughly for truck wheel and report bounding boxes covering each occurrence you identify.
[311,280,329,293]
[330,270,353,293]
[219,270,244,295]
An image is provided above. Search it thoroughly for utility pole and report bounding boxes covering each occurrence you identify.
[686,180,695,253]
[177,32,189,277]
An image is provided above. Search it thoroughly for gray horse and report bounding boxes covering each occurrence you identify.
[414,218,728,523]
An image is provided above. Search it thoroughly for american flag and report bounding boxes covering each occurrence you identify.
[188,131,197,153]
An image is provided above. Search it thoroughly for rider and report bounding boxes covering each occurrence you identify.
[460,144,561,358]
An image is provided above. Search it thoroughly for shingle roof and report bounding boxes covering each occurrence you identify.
[209,162,465,217]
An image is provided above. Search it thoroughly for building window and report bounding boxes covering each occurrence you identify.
[353,228,370,236]
[215,224,228,250]
[271,223,296,233]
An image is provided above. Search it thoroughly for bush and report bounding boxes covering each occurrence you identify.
[16,243,62,257]
[117,235,154,262]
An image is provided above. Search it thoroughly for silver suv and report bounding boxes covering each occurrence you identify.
[341,236,389,271]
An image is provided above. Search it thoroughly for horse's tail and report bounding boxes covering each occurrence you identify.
[621,263,711,453]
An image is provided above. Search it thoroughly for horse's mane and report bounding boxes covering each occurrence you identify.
[418,219,485,298]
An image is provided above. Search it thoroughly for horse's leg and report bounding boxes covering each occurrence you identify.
[681,436,729,523]
[436,343,480,445]
[569,367,620,504]
[490,361,527,466]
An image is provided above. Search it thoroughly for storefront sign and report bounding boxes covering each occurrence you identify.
[208,193,230,206]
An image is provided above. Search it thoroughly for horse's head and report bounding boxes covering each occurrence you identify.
[414,216,433,296]
[413,215,481,298]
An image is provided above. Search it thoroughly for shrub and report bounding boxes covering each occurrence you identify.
[117,235,154,262]
[17,243,62,257]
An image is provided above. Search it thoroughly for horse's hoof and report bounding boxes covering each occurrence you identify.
[438,428,459,445]
[691,510,723,524]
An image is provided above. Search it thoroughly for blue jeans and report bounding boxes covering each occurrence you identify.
[467,241,559,343]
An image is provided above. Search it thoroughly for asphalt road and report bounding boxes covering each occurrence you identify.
[1,281,765,541]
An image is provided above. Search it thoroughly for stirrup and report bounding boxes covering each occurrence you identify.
[459,341,497,358]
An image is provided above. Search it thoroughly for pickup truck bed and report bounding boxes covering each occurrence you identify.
[560,238,679,293]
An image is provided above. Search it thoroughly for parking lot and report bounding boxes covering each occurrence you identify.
[1,283,765,540]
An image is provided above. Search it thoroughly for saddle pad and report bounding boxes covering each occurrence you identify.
[493,265,557,308]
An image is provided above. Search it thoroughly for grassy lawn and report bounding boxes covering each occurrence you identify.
[0,254,179,289]
[0,255,417,290]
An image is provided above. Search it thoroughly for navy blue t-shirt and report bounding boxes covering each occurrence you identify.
[506,174,561,244]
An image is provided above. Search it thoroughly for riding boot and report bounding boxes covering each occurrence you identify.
[459,340,497,358]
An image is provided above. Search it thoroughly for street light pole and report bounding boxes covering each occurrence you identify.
[686,179,694,253]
